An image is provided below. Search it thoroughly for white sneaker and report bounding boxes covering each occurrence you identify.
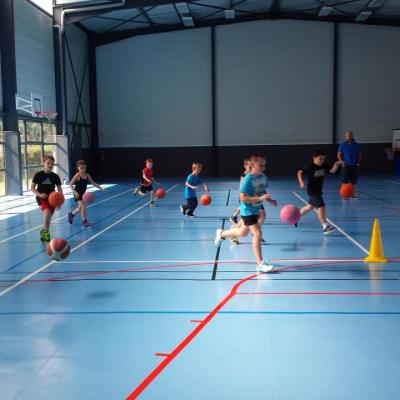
[256,260,274,273]
[214,229,223,247]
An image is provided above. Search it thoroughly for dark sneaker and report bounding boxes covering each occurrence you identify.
[229,216,238,225]
[180,205,186,215]
[323,225,336,235]
[294,223,298,228]
[261,238,267,244]
[149,202,158,208]
[68,212,74,224]
[132,187,139,196]
[82,220,92,228]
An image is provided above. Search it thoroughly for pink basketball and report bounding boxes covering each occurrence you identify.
[280,204,301,225]
[82,191,95,204]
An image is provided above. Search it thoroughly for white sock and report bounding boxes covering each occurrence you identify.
[322,223,329,229]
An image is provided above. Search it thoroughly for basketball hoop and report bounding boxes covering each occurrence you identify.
[385,148,400,161]
[36,112,58,123]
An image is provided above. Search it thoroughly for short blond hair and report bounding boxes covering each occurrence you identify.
[192,162,202,172]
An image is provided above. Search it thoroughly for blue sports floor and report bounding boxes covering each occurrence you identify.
[0,176,400,400]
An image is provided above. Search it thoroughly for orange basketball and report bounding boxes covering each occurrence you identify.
[48,191,65,208]
[340,183,355,198]
[156,188,166,199]
[200,194,212,206]
[46,238,70,260]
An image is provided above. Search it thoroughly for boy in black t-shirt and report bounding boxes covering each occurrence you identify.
[297,149,343,235]
[31,155,63,242]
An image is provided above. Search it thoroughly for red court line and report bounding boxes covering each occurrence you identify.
[237,291,400,296]
[126,272,259,399]
[125,258,400,399]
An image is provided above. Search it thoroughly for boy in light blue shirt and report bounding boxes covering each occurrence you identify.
[215,154,277,272]
[180,163,209,217]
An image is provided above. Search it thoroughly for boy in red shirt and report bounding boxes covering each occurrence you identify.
[132,158,159,207]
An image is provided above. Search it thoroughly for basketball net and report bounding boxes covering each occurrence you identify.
[35,112,58,123]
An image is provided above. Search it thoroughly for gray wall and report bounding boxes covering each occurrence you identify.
[65,24,91,126]
[216,20,333,145]
[96,19,400,149]
[14,0,56,113]
[97,28,212,147]
[337,24,400,143]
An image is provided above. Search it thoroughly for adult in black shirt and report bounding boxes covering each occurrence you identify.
[297,149,343,235]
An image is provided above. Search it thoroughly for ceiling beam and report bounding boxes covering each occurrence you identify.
[95,9,400,46]
[63,0,178,24]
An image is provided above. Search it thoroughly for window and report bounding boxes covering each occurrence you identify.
[19,119,58,192]
[0,119,5,196]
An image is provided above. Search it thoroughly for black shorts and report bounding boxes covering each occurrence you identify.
[140,184,153,193]
[308,194,325,208]
[242,215,259,226]
[342,165,358,184]
[74,192,85,202]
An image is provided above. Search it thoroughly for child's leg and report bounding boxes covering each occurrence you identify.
[316,206,328,225]
[150,190,155,203]
[79,200,87,222]
[300,204,314,217]
[248,223,263,264]
[43,209,52,231]
[258,208,266,225]
[72,203,80,216]
[221,220,249,238]
[187,198,198,216]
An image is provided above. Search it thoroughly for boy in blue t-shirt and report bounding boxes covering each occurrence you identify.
[180,163,209,217]
[215,154,277,273]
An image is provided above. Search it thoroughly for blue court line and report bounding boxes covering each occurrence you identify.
[0,195,146,274]
[1,311,400,315]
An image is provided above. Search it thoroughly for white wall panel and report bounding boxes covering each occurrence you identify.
[97,28,212,147]
[337,24,400,143]
[216,20,334,145]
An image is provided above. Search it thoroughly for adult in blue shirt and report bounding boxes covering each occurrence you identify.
[337,131,362,188]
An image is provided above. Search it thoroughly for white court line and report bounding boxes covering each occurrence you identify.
[0,187,133,245]
[292,191,369,255]
[57,258,365,264]
[0,183,180,297]
[387,180,400,185]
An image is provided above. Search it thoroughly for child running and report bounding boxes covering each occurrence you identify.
[297,149,343,234]
[31,155,63,242]
[229,156,251,225]
[132,158,159,207]
[180,163,209,217]
[68,160,105,227]
[215,154,277,272]
[228,156,267,244]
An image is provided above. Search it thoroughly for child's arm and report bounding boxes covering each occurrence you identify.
[30,182,47,198]
[297,170,305,189]
[329,161,343,174]
[87,174,105,191]
[185,181,197,190]
[264,192,277,207]
[56,185,63,194]
[142,172,152,184]
[151,177,159,185]
[203,183,209,192]
[240,192,270,203]
[69,173,80,198]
